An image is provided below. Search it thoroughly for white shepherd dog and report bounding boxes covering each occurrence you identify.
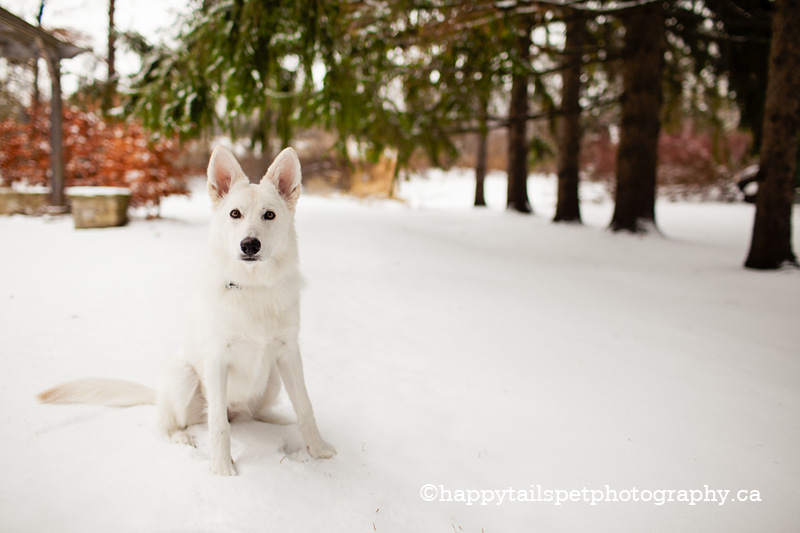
[39,146,335,475]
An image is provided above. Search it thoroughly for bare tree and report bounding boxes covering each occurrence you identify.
[31,0,46,110]
[102,0,116,112]
[108,0,115,81]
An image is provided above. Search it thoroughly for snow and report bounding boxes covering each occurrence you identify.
[5,184,50,193]
[66,187,131,197]
[1,172,798,532]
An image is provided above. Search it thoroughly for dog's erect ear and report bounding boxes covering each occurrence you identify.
[262,147,301,209]
[207,145,247,203]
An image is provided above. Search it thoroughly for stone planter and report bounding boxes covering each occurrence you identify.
[67,187,131,229]
[0,188,51,215]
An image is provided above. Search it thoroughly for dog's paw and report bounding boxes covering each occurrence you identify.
[308,441,336,459]
[210,459,238,476]
[169,430,195,447]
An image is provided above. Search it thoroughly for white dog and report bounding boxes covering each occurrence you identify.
[39,146,335,475]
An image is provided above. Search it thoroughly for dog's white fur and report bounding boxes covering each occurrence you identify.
[39,146,335,475]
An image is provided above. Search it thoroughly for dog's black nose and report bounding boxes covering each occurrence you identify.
[240,237,261,256]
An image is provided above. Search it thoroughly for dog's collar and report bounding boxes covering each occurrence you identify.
[225,281,242,290]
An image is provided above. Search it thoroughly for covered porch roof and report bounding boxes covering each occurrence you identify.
[0,6,89,208]
[0,6,86,61]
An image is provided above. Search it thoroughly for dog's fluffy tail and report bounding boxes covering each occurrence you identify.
[38,378,156,407]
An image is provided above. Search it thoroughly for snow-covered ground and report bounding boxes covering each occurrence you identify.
[1,171,798,532]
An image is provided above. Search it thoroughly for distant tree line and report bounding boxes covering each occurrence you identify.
[124,0,797,269]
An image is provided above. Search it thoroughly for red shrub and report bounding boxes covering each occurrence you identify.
[0,107,189,210]
[581,127,618,182]
[580,122,753,200]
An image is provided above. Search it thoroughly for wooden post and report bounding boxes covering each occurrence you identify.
[37,41,65,207]
[3,8,84,210]
[49,55,64,207]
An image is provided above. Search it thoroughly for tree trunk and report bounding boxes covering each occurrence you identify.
[474,94,488,207]
[32,0,46,112]
[108,0,116,81]
[610,3,665,233]
[252,105,271,154]
[506,21,532,214]
[553,13,584,223]
[744,0,800,269]
[102,0,116,112]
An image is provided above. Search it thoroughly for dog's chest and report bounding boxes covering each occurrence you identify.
[212,286,293,337]
[224,339,277,404]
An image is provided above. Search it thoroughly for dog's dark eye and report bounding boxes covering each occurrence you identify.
[230,209,241,219]
[263,210,276,220]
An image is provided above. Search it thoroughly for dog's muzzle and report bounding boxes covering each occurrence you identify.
[240,237,261,261]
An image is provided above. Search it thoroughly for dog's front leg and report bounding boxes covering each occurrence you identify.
[205,358,237,476]
[277,343,336,459]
